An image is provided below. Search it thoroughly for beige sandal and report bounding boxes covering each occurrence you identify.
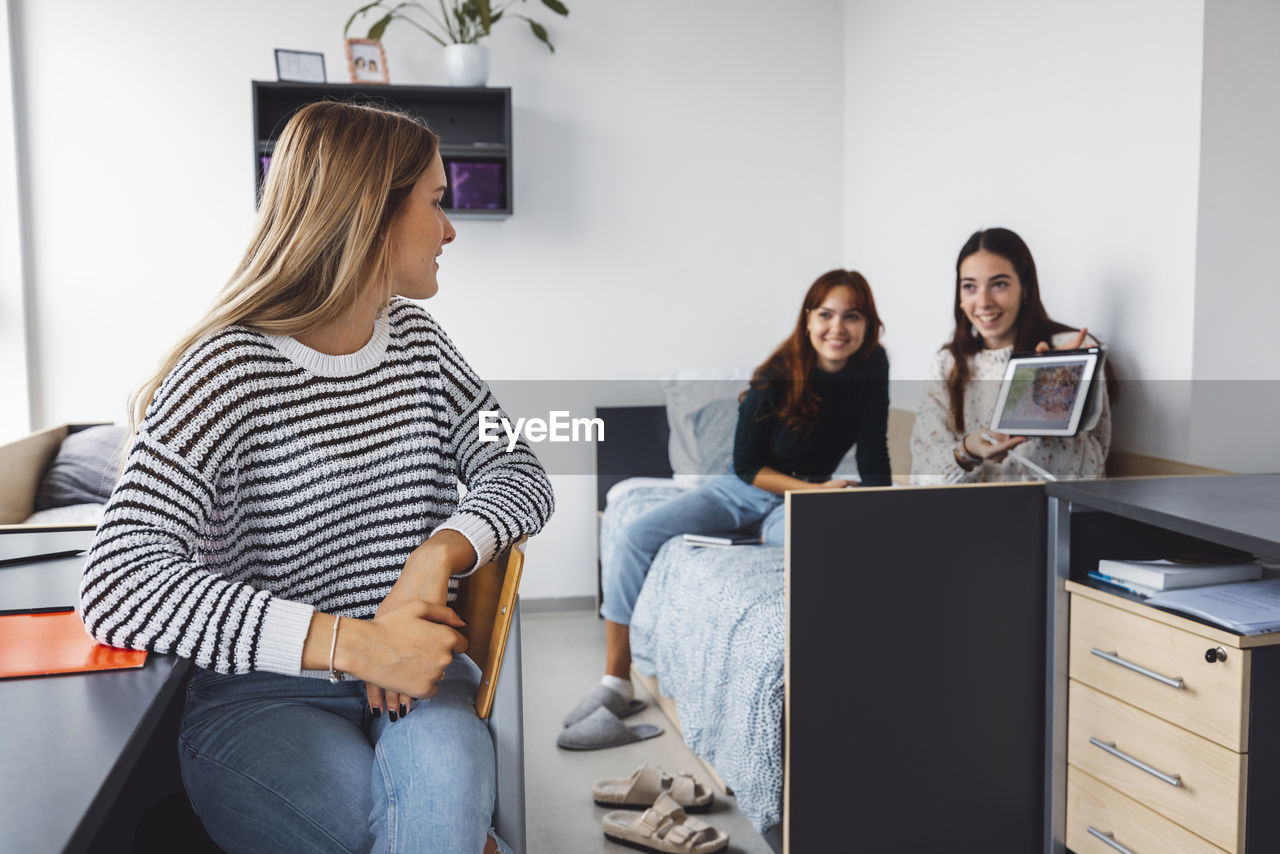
[593,763,714,812]
[602,792,729,853]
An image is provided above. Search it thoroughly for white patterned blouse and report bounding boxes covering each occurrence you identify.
[909,330,1111,485]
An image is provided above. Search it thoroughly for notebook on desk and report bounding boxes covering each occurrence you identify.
[0,610,147,679]
[453,537,526,719]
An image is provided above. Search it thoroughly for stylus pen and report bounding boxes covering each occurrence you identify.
[0,605,75,617]
[1007,451,1057,482]
[982,432,1058,482]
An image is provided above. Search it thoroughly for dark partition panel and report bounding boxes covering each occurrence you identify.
[787,484,1046,852]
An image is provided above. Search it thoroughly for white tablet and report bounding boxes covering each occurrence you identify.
[990,349,1101,437]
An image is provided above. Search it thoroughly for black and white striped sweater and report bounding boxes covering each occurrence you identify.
[80,299,554,676]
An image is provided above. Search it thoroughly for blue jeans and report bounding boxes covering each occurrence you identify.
[600,473,784,625]
[178,655,505,854]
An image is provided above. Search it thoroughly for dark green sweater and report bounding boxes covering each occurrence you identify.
[732,346,891,487]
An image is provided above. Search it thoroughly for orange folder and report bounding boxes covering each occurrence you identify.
[0,610,147,679]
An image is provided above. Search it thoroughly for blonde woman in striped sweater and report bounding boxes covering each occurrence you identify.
[79,102,553,854]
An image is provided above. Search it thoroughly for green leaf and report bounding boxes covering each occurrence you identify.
[490,9,503,23]
[526,17,553,51]
[541,0,568,16]
[344,1,386,37]
[390,5,451,45]
[438,0,460,41]
[368,12,393,40]
[478,0,493,32]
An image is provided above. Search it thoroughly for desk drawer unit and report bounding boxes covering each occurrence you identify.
[1067,766,1227,854]
[1068,680,1245,852]
[1069,594,1248,752]
[1048,481,1280,854]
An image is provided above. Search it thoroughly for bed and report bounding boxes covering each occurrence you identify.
[594,389,916,837]
[602,478,786,831]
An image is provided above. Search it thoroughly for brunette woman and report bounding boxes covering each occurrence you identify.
[909,227,1110,484]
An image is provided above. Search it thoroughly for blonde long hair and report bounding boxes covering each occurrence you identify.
[128,101,439,434]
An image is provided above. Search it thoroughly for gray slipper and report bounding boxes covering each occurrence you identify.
[563,683,647,728]
[557,706,662,751]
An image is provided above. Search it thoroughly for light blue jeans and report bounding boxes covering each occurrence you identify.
[601,473,784,625]
[178,655,507,854]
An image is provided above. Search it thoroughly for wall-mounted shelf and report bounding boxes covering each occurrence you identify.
[251,81,513,217]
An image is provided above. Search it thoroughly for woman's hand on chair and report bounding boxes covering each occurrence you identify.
[349,601,468,711]
[366,532,476,718]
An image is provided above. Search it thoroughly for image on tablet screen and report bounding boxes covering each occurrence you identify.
[998,360,1086,430]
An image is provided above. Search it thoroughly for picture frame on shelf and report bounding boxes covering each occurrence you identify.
[274,49,326,84]
[345,39,389,84]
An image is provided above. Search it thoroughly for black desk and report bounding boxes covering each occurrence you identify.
[1043,474,1280,853]
[0,556,192,854]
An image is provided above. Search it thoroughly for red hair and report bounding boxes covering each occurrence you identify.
[746,269,884,432]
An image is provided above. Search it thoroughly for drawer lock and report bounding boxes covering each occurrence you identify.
[1205,646,1227,663]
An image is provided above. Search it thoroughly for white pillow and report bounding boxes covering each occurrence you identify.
[662,368,751,485]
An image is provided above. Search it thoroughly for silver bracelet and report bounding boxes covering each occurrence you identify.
[328,614,346,683]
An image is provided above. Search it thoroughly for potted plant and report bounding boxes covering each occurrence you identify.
[345,0,570,86]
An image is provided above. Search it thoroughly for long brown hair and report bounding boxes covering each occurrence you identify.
[128,101,439,434]
[746,269,883,432]
[944,228,1075,432]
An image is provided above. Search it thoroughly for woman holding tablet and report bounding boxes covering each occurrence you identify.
[79,102,553,853]
[909,227,1111,484]
[561,270,891,748]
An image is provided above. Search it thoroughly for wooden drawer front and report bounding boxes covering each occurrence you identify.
[1068,680,1246,853]
[1070,593,1248,751]
[1068,766,1227,854]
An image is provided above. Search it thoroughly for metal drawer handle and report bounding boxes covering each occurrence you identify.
[1091,648,1184,689]
[1090,737,1182,787]
[1088,827,1135,854]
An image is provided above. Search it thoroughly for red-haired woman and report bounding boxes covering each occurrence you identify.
[560,270,890,747]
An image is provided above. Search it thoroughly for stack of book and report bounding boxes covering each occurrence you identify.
[1089,558,1263,598]
[1089,557,1280,634]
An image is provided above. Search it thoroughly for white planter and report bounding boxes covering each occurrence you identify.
[443,44,489,87]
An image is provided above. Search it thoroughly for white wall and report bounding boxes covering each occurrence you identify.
[11,0,847,599]
[1189,0,1280,473]
[1,0,30,441]
[842,0,1205,462]
[17,2,1274,599]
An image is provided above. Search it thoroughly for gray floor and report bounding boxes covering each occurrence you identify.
[522,608,776,854]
